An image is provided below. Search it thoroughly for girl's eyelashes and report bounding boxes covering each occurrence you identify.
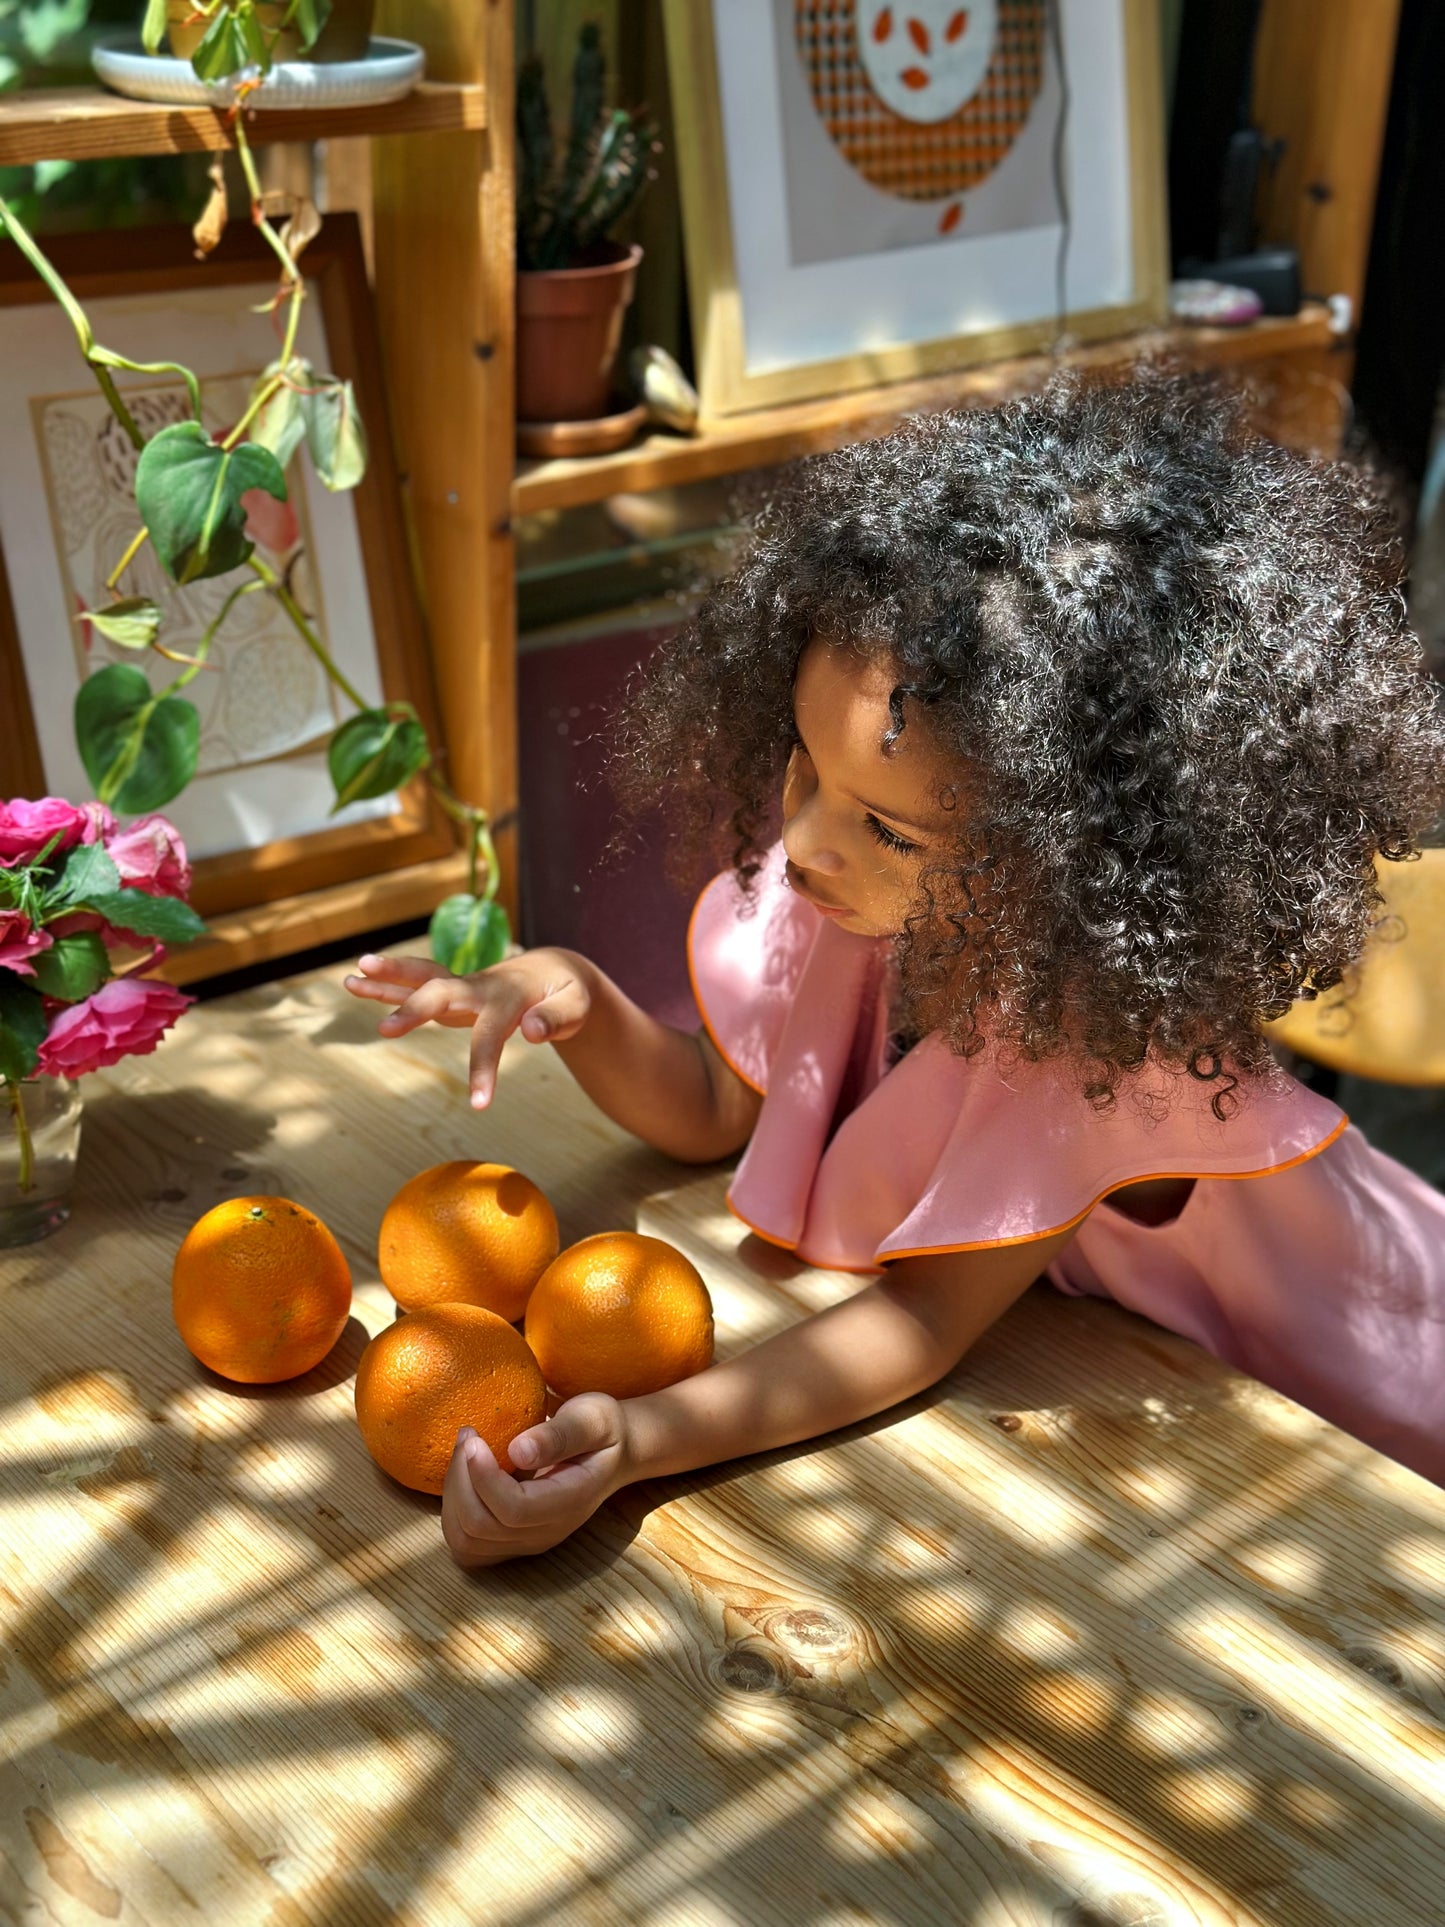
[865,812,920,856]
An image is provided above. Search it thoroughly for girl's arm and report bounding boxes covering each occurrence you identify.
[441,1227,1080,1566]
[344,948,761,1163]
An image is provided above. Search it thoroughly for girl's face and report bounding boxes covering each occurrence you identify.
[781,638,958,938]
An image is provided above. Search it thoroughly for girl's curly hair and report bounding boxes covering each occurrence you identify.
[612,366,1445,1112]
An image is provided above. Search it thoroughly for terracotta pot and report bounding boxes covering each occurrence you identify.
[166,0,375,64]
[515,243,643,425]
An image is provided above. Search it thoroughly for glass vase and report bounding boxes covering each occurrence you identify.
[1,1075,83,1249]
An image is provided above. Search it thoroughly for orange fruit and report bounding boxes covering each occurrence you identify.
[524,1231,714,1401]
[172,1196,352,1384]
[354,1302,546,1493]
[378,1161,559,1321]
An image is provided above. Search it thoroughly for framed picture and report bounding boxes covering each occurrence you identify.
[0,215,454,921]
[663,0,1169,415]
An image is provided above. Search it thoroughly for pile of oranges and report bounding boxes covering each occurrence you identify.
[171,1160,714,1496]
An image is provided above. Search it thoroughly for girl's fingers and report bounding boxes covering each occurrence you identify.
[442,1432,508,1544]
[463,1433,594,1529]
[509,1394,619,1472]
[343,973,408,1006]
[466,981,542,1107]
[357,952,450,985]
[515,974,591,1045]
[377,976,460,1035]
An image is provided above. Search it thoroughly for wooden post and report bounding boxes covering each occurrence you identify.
[1252,0,1403,323]
[371,0,519,918]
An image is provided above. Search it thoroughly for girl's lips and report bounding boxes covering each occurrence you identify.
[785,862,851,918]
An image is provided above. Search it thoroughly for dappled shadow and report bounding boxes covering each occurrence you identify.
[3,970,1444,1926]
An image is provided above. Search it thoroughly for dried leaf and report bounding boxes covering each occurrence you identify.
[192,155,229,257]
[256,188,322,261]
[280,195,321,261]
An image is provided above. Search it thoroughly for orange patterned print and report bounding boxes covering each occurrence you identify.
[795,0,1045,204]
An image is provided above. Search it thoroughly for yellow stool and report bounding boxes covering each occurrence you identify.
[1266,846,1445,1086]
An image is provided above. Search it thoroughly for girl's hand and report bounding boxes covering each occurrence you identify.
[440,1394,630,1568]
[343,948,594,1107]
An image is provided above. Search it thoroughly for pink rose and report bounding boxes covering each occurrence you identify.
[0,796,92,868]
[104,813,191,899]
[0,909,52,977]
[37,976,193,1077]
[83,802,116,843]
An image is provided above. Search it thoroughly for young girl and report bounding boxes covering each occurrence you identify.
[346,369,1445,1564]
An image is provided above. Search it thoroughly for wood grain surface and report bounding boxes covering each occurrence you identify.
[2,969,1443,1926]
[0,81,485,168]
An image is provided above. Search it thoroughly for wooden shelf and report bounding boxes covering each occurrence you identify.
[157,849,470,987]
[0,79,484,167]
[513,306,1340,518]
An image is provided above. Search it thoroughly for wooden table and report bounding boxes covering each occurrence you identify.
[3,970,1444,1926]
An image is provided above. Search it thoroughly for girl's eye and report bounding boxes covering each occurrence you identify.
[865,812,920,855]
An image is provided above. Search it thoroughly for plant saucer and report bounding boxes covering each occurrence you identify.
[516,400,648,460]
[91,34,425,110]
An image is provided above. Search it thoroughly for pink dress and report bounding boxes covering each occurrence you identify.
[689,843,1445,1485]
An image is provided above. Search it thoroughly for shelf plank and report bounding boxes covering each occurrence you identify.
[513,307,1340,517]
[154,849,469,986]
[0,79,484,166]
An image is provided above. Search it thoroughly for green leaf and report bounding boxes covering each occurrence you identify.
[327,708,430,811]
[45,839,120,912]
[191,8,259,81]
[141,0,169,54]
[302,379,367,492]
[249,361,309,469]
[33,158,76,196]
[84,596,163,651]
[0,972,45,1082]
[86,889,207,946]
[429,895,511,976]
[281,0,332,50]
[18,0,91,62]
[30,932,110,1004]
[134,423,286,584]
[75,664,201,814]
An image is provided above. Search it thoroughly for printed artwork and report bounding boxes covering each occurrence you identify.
[33,374,339,781]
[780,0,1054,263]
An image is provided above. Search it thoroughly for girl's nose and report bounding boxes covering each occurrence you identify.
[781,748,847,874]
[781,809,846,876]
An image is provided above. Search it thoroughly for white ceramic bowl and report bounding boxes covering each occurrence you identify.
[92,34,425,110]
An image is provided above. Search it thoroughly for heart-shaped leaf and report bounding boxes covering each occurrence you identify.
[302,379,367,492]
[86,888,206,946]
[327,708,430,812]
[30,931,110,1003]
[75,663,200,814]
[134,422,286,584]
[429,894,512,976]
[141,0,169,54]
[191,4,269,80]
[281,0,333,51]
[0,973,46,1082]
[249,360,310,469]
[83,596,162,651]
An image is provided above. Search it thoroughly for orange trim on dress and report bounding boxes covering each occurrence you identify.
[685,881,767,1097]
[724,1194,881,1274]
[877,1113,1352,1263]
[721,1113,1352,1271]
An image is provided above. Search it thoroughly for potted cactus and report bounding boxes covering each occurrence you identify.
[515,22,658,428]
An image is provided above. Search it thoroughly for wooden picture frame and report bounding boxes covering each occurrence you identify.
[0,214,454,923]
[663,0,1170,416]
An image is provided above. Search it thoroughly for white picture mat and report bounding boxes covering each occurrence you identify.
[714,0,1134,377]
[0,281,394,861]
